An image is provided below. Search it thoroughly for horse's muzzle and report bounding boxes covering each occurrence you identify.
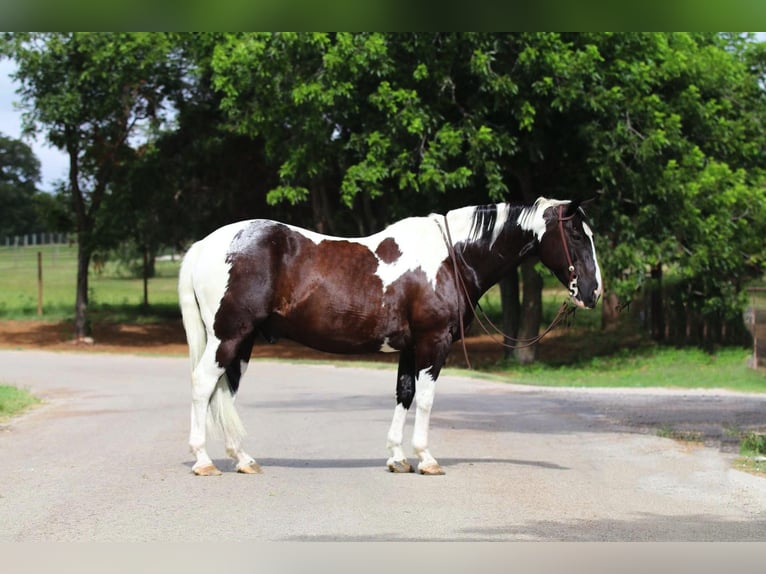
[573,290,600,310]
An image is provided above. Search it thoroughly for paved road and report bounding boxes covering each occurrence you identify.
[1,349,765,541]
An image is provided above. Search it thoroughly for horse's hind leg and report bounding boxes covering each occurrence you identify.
[222,357,262,474]
[189,342,225,476]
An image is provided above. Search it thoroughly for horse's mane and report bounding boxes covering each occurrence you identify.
[467,203,525,243]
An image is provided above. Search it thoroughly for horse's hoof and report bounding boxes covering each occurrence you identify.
[193,464,222,476]
[387,459,414,473]
[237,463,263,474]
[418,463,445,476]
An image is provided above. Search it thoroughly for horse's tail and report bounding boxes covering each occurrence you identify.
[178,241,206,369]
[178,240,247,444]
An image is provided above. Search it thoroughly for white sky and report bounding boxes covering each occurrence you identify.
[0,58,69,192]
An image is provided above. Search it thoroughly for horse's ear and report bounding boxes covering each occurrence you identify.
[564,199,581,218]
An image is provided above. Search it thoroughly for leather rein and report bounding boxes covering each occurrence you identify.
[441,204,578,369]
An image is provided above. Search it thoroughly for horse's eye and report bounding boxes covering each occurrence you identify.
[571,230,583,242]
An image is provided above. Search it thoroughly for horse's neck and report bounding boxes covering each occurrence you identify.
[449,208,531,299]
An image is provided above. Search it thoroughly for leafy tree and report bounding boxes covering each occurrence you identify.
[2,32,180,339]
[571,33,766,343]
[210,32,766,354]
[0,133,41,237]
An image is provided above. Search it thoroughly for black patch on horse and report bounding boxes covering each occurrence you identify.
[469,205,499,243]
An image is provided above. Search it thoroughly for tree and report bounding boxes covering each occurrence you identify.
[210,32,766,353]
[572,33,766,344]
[0,133,41,237]
[2,33,180,339]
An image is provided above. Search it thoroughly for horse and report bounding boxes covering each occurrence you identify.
[178,197,602,476]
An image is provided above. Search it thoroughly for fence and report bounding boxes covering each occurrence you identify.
[642,278,752,348]
[3,233,72,247]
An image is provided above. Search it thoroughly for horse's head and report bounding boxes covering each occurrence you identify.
[536,199,603,309]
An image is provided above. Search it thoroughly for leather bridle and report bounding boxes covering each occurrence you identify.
[557,204,579,301]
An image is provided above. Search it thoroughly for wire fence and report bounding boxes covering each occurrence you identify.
[3,233,72,248]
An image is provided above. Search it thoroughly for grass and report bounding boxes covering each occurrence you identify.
[490,346,766,393]
[733,431,766,476]
[0,244,181,322]
[0,384,40,421]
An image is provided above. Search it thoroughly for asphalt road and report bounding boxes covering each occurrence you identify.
[1,349,765,542]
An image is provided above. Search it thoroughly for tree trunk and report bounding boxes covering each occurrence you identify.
[601,291,621,330]
[515,259,543,364]
[73,234,92,341]
[650,263,665,341]
[499,271,520,360]
[142,244,150,308]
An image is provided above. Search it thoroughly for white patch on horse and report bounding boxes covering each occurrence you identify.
[379,337,398,353]
[518,197,569,241]
[583,222,603,298]
[367,218,448,291]
[386,403,409,468]
[285,221,447,291]
[193,221,255,330]
[412,368,440,473]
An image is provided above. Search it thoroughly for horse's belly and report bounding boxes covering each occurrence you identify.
[269,305,406,355]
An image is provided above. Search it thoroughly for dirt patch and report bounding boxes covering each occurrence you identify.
[0,319,516,367]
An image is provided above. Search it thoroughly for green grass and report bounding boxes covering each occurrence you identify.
[0,384,40,420]
[0,244,181,322]
[740,432,766,456]
[493,347,766,393]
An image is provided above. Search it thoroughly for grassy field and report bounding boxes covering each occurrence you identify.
[0,244,181,322]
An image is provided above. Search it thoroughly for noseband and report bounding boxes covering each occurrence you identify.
[557,205,578,300]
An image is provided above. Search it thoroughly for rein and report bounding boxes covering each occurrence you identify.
[440,207,579,369]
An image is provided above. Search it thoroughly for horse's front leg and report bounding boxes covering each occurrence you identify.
[411,367,444,475]
[387,348,416,473]
[410,337,451,475]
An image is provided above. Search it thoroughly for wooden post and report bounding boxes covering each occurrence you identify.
[37,251,43,316]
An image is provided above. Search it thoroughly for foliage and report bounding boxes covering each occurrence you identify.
[576,33,766,322]
[0,133,42,236]
[740,432,766,457]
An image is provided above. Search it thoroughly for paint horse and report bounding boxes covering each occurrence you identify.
[178,197,602,476]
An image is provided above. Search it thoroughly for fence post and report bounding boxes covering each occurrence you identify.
[37,251,43,316]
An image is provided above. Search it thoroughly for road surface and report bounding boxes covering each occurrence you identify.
[1,349,765,541]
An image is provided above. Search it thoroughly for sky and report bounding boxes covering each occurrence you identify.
[0,58,69,192]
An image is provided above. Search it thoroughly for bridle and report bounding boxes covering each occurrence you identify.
[440,206,579,369]
[557,204,579,301]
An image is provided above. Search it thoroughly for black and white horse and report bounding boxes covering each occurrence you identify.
[178,197,602,475]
